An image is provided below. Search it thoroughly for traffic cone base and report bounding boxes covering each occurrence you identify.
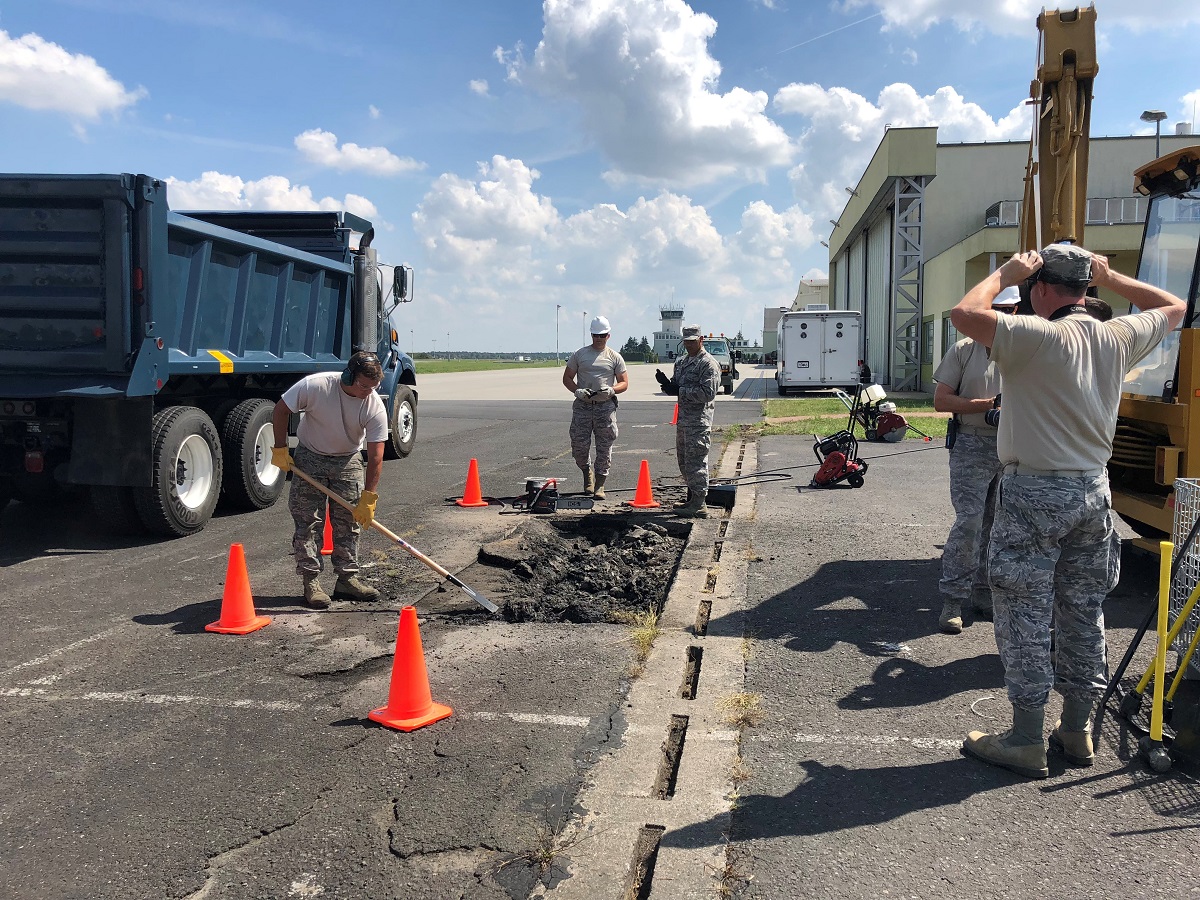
[670,403,678,425]
[206,543,271,634]
[320,503,333,556]
[626,459,661,509]
[369,606,453,732]
[456,458,489,508]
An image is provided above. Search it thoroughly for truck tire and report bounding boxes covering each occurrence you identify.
[723,380,734,395]
[220,398,284,510]
[91,486,146,535]
[0,477,11,515]
[385,385,417,459]
[134,406,223,537]
[777,382,787,396]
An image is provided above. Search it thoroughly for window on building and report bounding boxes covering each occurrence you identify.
[941,315,960,355]
[922,319,934,365]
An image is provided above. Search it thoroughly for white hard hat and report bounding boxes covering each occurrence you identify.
[992,286,1021,307]
[590,315,611,335]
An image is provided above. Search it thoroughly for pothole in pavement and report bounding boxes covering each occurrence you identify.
[425,513,690,623]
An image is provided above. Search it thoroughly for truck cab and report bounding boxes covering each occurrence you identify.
[675,336,739,394]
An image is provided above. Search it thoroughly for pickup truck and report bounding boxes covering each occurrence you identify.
[0,173,418,536]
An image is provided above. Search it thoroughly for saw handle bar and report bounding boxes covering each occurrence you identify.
[290,466,498,613]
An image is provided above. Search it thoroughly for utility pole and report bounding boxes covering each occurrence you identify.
[446,332,450,360]
[556,304,561,361]
[583,310,587,346]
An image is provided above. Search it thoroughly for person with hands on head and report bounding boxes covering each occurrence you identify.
[563,316,628,500]
[931,286,1018,635]
[271,350,389,610]
[950,245,1185,778]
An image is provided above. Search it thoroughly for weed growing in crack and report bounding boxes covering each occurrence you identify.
[708,854,756,897]
[613,607,661,677]
[729,752,752,786]
[717,692,763,728]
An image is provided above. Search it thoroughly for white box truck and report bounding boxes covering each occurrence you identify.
[775,310,862,395]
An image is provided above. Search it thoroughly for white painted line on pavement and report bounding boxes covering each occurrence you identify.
[789,732,962,751]
[471,710,591,727]
[0,625,124,679]
[0,686,302,712]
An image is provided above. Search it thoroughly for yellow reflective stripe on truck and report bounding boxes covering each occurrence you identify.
[206,350,234,373]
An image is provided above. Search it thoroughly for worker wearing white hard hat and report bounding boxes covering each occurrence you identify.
[930,286,1015,635]
[562,314,629,499]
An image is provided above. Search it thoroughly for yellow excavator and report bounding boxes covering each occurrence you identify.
[1018,7,1200,542]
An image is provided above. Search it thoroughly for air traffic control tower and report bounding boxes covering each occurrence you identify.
[652,305,684,361]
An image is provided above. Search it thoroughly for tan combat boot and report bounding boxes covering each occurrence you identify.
[1049,721,1094,767]
[581,466,594,496]
[963,706,1048,779]
[592,474,607,500]
[673,489,693,510]
[675,493,708,518]
[303,574,331,610]
[333,575,381,603]
[939,600,963,635]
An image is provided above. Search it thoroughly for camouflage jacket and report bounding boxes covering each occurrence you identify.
[673,351,720,406]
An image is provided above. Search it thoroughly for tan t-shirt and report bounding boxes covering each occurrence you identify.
[990,309,1169,470]
[566,345,627,393]
[281,371,388,456]
[933,338,1001,427]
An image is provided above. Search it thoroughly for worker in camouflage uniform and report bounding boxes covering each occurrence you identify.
[671,325,721,518]
[271,351,387,610]
[563,316,628,500]
[931,287,1018,635]
[950,245,1183,779]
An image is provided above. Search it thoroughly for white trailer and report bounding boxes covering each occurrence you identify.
[775,310,862,395]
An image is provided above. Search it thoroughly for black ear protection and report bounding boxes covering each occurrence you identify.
[342,351,381,386]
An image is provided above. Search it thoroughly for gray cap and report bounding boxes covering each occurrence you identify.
[681,324,702,341]
[1039,244,1092,286]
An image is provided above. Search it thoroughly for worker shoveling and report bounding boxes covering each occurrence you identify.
[291,466,499,613]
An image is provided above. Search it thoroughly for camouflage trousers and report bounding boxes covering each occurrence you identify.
[570,399,618,475]
[676,402,715,493]
[940,434,1003,604]
[988,473,1116,709]
[289,445,364,579]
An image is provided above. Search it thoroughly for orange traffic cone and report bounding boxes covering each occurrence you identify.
[626,459,661,509]
[670,403,679,425]
[455,458,489,508]
[205,543,271,634]
[369,606,452,732]
[320,503,333,556]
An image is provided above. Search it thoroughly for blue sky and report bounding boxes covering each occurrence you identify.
[2,0,1197,353]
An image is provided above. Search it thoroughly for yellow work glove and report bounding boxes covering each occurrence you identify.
[354,490,379,529]
[271,446,293,472]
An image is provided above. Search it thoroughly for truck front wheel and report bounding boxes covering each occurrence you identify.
[134,406,223,537]
[220,398,284,510]
[385,385,417,459]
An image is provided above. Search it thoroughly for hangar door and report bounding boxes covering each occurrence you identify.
[864,213,892,382]
[846,239,865,313]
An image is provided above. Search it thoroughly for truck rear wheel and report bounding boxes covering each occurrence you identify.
[385,385,417,459]
[723,381,734,395]
[91,486,146,535]
[134,406,223,537]
[220,399,284,510]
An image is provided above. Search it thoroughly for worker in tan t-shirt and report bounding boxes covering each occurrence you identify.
[949,245,1184,780]
[563,316,629,500]
[931,288,1016,634]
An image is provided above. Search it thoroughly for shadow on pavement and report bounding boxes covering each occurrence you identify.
[839,653,1004,710]
[663,758,1008,848]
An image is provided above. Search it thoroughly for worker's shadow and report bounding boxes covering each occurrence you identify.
[661,757,1009,849]
[839,653,1003,710]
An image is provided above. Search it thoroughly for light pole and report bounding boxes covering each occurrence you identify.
[446,332,450,360]
[1141,109,1167,159]
[582,310,587,346]
[409,329,414,356]
[433,338,437,358]
[556,304,561,361]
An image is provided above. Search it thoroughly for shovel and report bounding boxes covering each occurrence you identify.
[291,465,498,614]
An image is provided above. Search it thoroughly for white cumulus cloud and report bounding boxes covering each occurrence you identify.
[294,129,424,176]
[774,81,1029,222]
[469,79,490,97]
[368,104,381,119]
[501,0,793,187]
[164,171,381,224]
[0,29,145,120]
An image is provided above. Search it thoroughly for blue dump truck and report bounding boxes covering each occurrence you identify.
[0,173,418,536]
